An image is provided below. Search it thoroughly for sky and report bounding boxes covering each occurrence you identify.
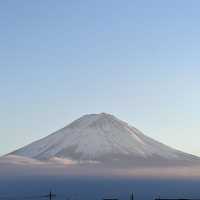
[0,0,200,156]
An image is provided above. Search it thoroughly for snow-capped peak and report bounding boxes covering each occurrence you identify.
[10,113,199,166]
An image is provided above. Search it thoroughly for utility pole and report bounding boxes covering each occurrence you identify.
[130,192,134,200]
[46,190,56,200]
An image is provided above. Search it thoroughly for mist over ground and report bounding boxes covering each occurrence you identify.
[1,160,200,200]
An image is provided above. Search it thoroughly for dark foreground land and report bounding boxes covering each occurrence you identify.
[1,176,200,200]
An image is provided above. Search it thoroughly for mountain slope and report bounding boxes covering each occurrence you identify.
[10,113,200,166]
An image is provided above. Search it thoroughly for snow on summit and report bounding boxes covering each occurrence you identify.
[9,113,200,166]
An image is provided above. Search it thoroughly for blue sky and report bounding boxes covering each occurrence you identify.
[1,0,200,156]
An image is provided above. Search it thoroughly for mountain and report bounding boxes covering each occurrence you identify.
[9,113,200,167]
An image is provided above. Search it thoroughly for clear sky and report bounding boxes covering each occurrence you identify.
[1,0,200,156]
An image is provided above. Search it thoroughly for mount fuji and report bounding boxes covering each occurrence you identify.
[7,113,200,168]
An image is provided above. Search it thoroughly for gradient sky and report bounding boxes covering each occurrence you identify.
[1,0,200,156]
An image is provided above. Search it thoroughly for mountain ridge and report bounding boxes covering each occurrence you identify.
[8,113,200,167]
